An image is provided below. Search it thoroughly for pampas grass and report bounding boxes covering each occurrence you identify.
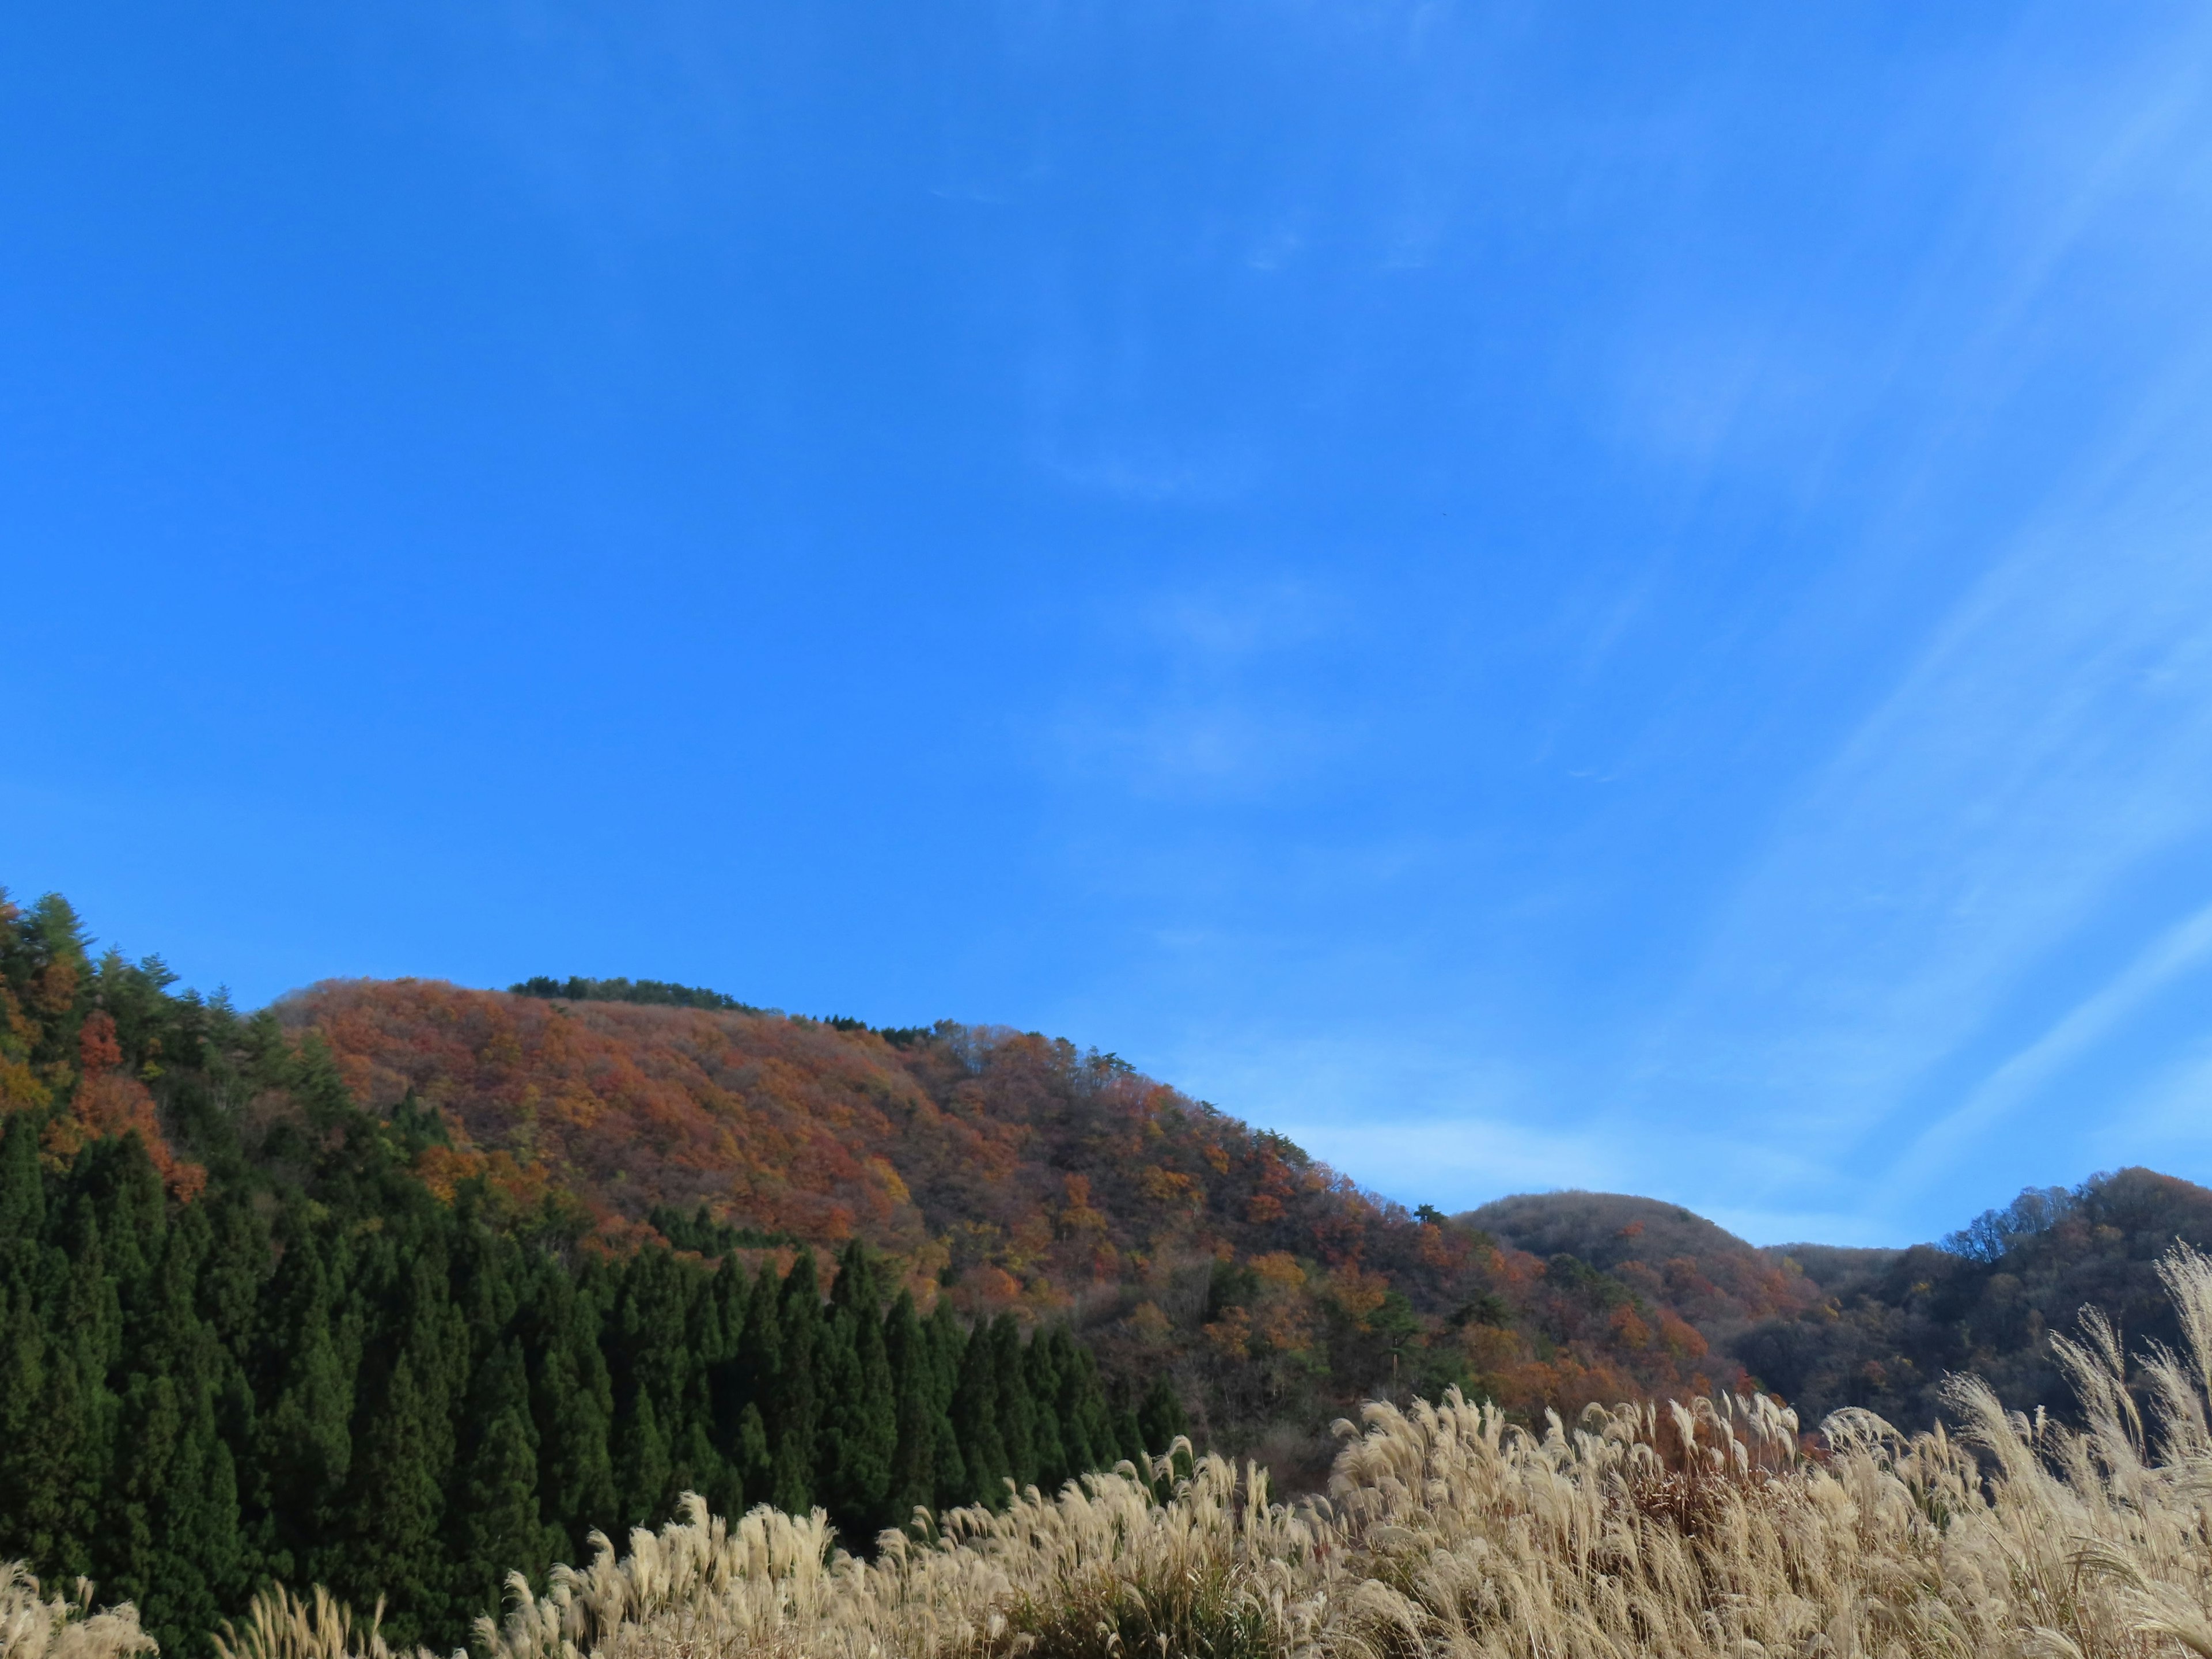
[211,1584,431,1659]
[32,1243,2212,1657]
[0,1564,153,1659]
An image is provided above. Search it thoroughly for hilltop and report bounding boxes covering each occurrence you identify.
[1469,1171,2212,1431]
[1460,1189,1836,1343]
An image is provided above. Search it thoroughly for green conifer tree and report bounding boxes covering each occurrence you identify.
[949,1321,1009,1508]
[1022,1330,1069,1493]
[1138,1374,1190,1480]
[613,1387,672,1531]
[104,1205,244,1657]
[816,1243,896,1535]
[770,1252,821,1514]
[450,1338,552,1627]
[0,1109,44,1253]
[881,1291,940,1527]
[922,1300,969,1510]
[253,1225,354,1584]
[337,1250,465,1647]
[609,1251,691,1527]
[988,1316,1037,1494]
[525,1263,617,1560]
[699,1258,753,1520]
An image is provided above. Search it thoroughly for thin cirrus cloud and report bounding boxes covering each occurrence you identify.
[1607,378,2212,1237]
[1041,578,1360,801]
[1032,10,2212,1245]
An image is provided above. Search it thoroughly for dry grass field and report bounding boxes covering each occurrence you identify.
[24,1245,2212,1659]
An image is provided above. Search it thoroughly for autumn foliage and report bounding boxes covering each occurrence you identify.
[286,979,1764,1465]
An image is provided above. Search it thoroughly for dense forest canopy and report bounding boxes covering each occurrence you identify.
[508,976,760,1014]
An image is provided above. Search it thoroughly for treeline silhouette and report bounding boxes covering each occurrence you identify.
[0,895,1176,1657]
[509,975,757,1013]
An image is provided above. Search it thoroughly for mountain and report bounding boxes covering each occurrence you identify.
[282,977,1751,1476]
[271,983,2212,1449]
[280,977,2212,1445]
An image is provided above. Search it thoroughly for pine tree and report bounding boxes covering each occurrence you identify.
[882,1291,940,1527]
[0,1276,53,1566]
[336,1248,465,1647]
[0,1113,52,1570]
[925,1300,971,1510]
[613,1387,672,1531]
[525,1262,617,1560]
[609,1250,691,1528]
[1051,1332,1118,1483]
[988,1316,1037,1494]
[671,1256,725,1516]
[949,1320,1009,1508]
[1023,1328,1069,1493]
[450,1338,552,1627]
[74,1135,165,1296]
[699,1258,753,1520]
[252,1222,354,1585]
[31,1183,123,1581]
[1138,1374,1189,1479]
[770,1252,821,1514]
[104,1205,244,1657]
[817,1243,896,1535]
[0,1109,44,1254]
[723,1260,785,1509]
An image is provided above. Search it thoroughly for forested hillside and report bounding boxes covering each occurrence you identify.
[0,893,1168,1656]
[1468,1173,2212,1432]
[17,879,2212,1659]
[286,976,1751,1471]
[1460,1190,1843,1346]
[1730,1167,2212,1427]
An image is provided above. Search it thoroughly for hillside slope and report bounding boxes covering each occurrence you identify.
[0,893,1173,1654]
[1732,1166,2212,1427]
[1465,1171,2212,1431]
[285,979,1748,1461]
[1460,1190,1834,1344]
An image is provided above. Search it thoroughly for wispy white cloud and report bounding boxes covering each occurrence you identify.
[1032,442,1263,505]
[1021,6,2212,1246]
[2110,1040,2212,1156]
[1039,573,1361,800]
[1158,1025,1603,1198]
[1625,373,2212,1226]
[1889,899,2212,1190]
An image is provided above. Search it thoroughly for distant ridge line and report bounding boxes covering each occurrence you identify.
[509,972,760,1012]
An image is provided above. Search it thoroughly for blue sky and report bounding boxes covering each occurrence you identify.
[9,2,2212,1246]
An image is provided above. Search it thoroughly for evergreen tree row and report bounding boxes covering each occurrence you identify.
[0,1114,1184,1656]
